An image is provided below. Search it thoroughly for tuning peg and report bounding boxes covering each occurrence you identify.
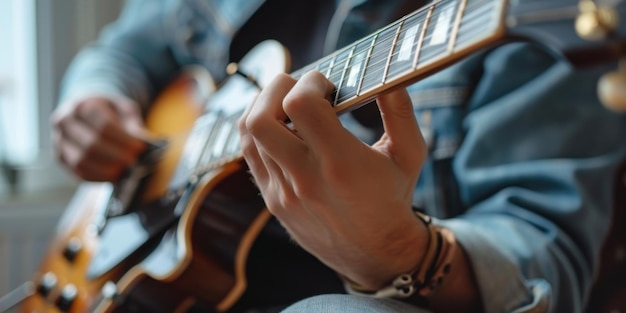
[576,0,620,41]
[598,58,626,112]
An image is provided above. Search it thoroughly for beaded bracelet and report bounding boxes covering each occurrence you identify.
[341,211,457,299]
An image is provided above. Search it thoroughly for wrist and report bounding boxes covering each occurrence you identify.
[340,208,428,290]
[340,211,458,301]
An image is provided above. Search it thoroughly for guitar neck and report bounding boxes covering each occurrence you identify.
[178,0,509,181]
[291,0,507,114]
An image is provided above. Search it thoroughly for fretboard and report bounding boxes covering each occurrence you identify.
[291,0,506,114]
[177,0,507,182]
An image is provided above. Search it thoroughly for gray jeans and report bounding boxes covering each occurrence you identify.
[280,294,431,313]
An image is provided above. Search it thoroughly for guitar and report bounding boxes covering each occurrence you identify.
[16,0,626,312]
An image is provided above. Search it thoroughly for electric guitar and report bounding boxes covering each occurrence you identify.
[12,0,626,312]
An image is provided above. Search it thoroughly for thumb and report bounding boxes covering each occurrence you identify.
[108,96,149,139]
[376,87,427,173]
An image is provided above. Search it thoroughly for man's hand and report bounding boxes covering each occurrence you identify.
[51,96,147,182]
[238,70,429,290]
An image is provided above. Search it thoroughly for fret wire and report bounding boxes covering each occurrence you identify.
[333,46,356,105]
[340,0,452,102]
[300,0,501,106]
[325,54,337,78]
[413,3,435,70]
[448,0,467,52]
[455,0,496,51]
[455,1,498,41]
[212,120,232,159]
[413,1,457,67]
[382,19,405,84]
[356,32,379,96]
[412,1,494,68]
[199,114,223,167]
[193,0,505,173]
[193,113,242,174]
[225,115,241,156]
[295,0,490,82]
[305,2,433,86]
[344,27,395,81]
[310,0,439,80]
[342,1,482,104]
[221,114,240,160]
[189,113,217,169]
[356,2,444,91]
[320,13,400,86]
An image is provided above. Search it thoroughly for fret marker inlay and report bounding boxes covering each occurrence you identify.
[347,53,364,88]
[399,24,420,61]
[430,4,455,46]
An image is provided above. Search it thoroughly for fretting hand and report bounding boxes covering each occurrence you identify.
[238,70,429,290]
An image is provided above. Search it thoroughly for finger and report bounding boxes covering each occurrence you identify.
[255,142,294,204]
[76,99,147,154]
[238,97,270,188]
[58,117,137,167]
[245,73,308,171]
[109,97,147,136]
[376,88,426,173]
[282,71,357,159]
[56,137,125,181]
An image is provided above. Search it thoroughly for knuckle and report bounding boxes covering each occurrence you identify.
[282,92,309,115]
[244,114,269,137]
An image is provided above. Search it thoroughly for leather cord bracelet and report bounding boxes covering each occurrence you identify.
[341,211,457,300]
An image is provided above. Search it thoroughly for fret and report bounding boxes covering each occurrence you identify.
[173,0,508,180]
[314,53,336,82]
[199,114,241,172]
[324,55,336,78]
[418,0,459,67]
[327,47,352,105]
[178,113,217,176]
[386,7,431,81]
[448,0,467,52]
[359,24,402,93]
[336,35,377,104]
[225,115,241,156]
[413,4,434,70]
[187,114,242,174]
[356,33,378,96]
[381,20,404,84]
[198,113,223,167]
[455,0,498,51]
[211,119,233,160]
[194,114,218,163]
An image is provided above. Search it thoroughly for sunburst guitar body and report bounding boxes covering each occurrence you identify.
[20,40,289,313]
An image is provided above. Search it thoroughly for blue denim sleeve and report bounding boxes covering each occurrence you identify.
[58,0,263,110]
[423,42,626,313]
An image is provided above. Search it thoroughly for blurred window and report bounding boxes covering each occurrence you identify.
[0,0,38,166]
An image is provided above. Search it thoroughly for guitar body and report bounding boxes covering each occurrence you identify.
[21,40,290,313]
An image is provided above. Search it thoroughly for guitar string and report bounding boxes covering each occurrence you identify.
[192,0,495,173]
[189,0,501,175]
[291,0,495,106]
[290,0,448,78]
[328,0,494,101]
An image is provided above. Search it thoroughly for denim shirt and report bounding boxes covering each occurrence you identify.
[59,0,626,312]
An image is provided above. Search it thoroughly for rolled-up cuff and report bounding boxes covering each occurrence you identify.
[437,218,551,313]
